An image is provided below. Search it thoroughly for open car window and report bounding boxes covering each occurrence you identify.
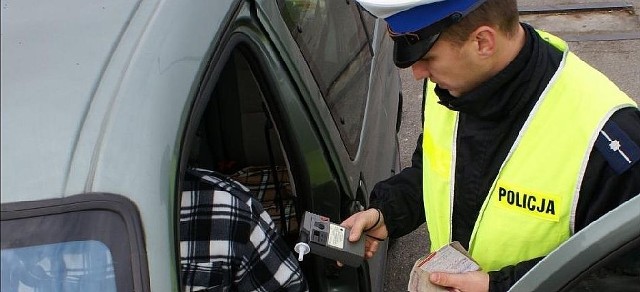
[1,194,149,292]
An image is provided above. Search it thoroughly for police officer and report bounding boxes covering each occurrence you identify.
[340,0,640,291]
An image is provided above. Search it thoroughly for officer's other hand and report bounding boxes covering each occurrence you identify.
[429,271,489,292]
[337,209,389,267]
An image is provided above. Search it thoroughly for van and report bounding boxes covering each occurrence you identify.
[0,0,402,291]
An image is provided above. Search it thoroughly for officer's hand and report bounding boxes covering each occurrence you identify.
[337,209,389,265]
[429,271,489,292]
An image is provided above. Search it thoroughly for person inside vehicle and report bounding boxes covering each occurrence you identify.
[341,0,640,291]
[180,167,308,291]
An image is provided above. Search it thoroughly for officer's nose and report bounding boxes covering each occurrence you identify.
[411,61,430,80]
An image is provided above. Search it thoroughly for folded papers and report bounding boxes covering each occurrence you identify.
[408,241,480,292]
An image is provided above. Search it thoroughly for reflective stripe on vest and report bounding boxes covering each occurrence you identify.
[422,30,637,271]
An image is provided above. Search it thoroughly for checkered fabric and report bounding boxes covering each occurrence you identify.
[180,168,307,292]
[230,166,299,238]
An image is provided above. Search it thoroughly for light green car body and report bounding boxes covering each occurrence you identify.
[1,0,402,291]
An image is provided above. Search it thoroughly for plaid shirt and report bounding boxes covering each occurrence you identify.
[180,168,308,292]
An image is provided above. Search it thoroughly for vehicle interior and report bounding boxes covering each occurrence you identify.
[179,37,373,291]
[184,47,301,244]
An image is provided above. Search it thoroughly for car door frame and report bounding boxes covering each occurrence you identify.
[176,1,376,290]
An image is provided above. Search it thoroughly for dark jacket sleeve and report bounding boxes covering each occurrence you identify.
[488,107,640,291]
[370,134,426,238]
[488,257,543,292]
[575,107,640,231]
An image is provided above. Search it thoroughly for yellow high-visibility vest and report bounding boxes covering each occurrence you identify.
[421,31,637,271]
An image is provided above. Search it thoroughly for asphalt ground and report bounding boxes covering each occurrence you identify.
[383,1,640,291]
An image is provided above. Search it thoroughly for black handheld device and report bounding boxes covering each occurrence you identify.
[294,211,365,267]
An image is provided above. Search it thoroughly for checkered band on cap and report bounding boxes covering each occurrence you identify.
[356,0,446,19]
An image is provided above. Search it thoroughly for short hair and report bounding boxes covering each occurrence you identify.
[441,0,520,42]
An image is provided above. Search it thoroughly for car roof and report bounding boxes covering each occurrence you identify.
[1,0,142,200]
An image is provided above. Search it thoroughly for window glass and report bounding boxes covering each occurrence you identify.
[1,195,145,292]
[279,0,372,158]
[358,4,377,44]
[567,240,640,291]
[1,241,116,292]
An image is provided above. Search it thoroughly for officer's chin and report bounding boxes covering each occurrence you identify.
[449,89,462,97]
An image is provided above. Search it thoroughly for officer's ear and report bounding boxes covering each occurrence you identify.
[470,25,497,58]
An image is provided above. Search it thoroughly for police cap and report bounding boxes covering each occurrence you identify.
[356,0,487,68]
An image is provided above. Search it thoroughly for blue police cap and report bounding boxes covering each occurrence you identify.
[357,0,487,68]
